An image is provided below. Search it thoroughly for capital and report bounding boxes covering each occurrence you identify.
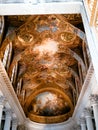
[0,96,7,106]
[73,125,81,130]
[5,108,12,118]
[84,107,92,117]
[90,94,98,105]
[79,117,86,125]
[12,117,18,126]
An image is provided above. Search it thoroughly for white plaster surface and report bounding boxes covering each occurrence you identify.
[0,2,81,15]
[25,118,74,130]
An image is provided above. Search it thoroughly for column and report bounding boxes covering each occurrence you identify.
[4,109,12,130]
[90,94,98,130]
[0,96,6,128]
[80,117,87,130]
[12,118,18,130]
[84,107,94,130]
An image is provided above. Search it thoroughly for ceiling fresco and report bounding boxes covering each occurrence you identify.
[29,91,70,116]
[0,14,90,123]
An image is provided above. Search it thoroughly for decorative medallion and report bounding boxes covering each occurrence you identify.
[60,32,76,42]
[18,33,33,43]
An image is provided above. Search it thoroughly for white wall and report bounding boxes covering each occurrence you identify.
[25,118,74,130]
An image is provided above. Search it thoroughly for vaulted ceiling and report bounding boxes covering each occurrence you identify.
[0,14,90,123]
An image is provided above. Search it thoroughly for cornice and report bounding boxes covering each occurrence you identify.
[0,60,26,123]
[72,63,94,119]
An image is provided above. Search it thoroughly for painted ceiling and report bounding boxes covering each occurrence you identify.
[0,14,90,123]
